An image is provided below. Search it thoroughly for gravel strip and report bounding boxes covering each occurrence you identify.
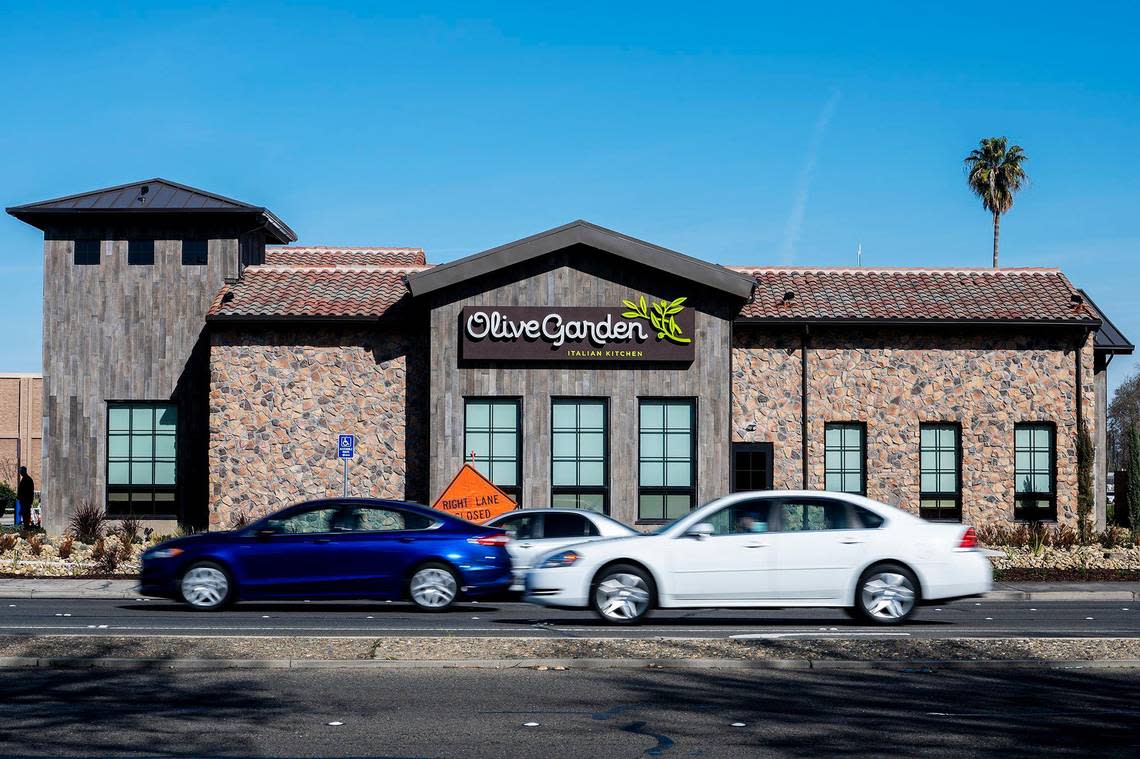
[2,635,1139,663]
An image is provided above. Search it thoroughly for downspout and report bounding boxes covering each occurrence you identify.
[801,323,809,489]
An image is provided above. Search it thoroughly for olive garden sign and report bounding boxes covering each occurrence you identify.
[460,296,695,362]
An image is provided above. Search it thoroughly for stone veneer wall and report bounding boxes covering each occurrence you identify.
[208,326,428,529]
[732,326,1096,526]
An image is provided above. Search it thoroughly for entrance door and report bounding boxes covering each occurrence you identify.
[732,443,773,492]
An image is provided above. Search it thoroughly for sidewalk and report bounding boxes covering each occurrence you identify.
[0,578,1137,601]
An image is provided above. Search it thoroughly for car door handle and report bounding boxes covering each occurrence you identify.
[517,542,533,549]
[399,537,415,543]
[839,538,864,545]
[312,538,332,544]
[744,543,768,549]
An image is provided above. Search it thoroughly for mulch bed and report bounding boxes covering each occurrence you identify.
[995,568,1140,582]
[0,573,138,580]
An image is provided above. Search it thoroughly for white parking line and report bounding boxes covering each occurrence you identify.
[730,632,912,640]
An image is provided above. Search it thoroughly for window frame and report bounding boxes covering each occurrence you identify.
[550,397,610,514]
[770,496,853,532]
[731,441,774,492]
[637,397,698,524]
[1014,422,1057,522]
[463,397,523,506]
[918,422,963,522]
[74,238,101,266]
[340,503,441,533]
[824,422,867,496]
[105,401,178,518]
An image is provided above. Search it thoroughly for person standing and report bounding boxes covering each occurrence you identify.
[16,466,34,528]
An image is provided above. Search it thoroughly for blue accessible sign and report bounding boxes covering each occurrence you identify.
[338,434,355,459]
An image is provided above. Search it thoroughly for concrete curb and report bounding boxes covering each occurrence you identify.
[1,656,1139,671]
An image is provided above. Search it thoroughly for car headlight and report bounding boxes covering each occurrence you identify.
[539,550,581,568]
[145,548,184,560]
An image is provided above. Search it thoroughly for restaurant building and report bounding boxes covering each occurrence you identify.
[8,179,1133,533]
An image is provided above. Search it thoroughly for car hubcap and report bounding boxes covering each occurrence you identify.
[410,568,457,608]
[595,573,650,620]
[861,572,916,620]
[182,567,228,608]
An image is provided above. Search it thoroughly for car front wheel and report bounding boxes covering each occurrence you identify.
[180,561,234,611]
[591,564,654,625]
[408,562,460,611]
[854,564,919,625]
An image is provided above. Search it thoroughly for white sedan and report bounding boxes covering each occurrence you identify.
[523,491,992,625]
[486,508,639,592]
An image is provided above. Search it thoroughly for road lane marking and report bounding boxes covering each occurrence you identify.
[730,632,912,640]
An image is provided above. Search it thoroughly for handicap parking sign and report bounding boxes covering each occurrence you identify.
[338,434,355,459]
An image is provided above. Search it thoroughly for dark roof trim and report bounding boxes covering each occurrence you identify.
[7,178,296,243]
[734,316,1102,328]
[206,314,391,324]
[1078,289,1135,354]
[406,220,757,300]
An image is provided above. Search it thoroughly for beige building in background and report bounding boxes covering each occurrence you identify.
[0,373,42,488]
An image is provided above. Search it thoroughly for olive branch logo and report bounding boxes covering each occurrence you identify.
[621,295,692,344]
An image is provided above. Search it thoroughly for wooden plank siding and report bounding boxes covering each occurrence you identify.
[426,245,739,527]
[41,223,264,531]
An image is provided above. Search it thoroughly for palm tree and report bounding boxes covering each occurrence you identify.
[964,137,1028,267]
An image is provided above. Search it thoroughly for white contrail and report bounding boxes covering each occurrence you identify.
[779,91,841,264]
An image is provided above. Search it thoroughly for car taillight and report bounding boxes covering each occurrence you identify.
[958,527,978,549]
[468,534,510,547]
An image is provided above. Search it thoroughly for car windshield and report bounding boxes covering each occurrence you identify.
[649,500,717,534]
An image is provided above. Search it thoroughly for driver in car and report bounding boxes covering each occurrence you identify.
[735,512,768,534]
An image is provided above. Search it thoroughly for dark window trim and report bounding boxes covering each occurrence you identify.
[127,238,155,266]
[824,421,867,496]
[919,422,963,522]
[636,397,698,524]
[463,396,523,506]
[550,397,610,514]
[731,441,774,492]
[339,503,442,533]
[105,401,178,518]
[74,238,101,266]
[1014,421,1058,522]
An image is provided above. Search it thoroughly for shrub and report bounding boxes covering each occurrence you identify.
[0,533,15,554]
[118,517,143,545]
[116,538,133,563]
[1077,421,1094,544]
[94,545,119,574]
[91,537,106,561]
[70,500,106,544]
[58,534,75,560]
[28,534,43,556]
[1131,425,1140,541]
[1051,525,1078,550]
[1099,526,1131,549]
[0,481,14,519]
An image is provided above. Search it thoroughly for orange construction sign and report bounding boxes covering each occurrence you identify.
[431,463,517,523]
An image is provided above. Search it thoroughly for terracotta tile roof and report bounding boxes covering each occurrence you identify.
[208,264,428,320]
[732,267,1098,323]
[264,246,426,267]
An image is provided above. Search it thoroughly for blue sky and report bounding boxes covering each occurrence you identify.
[1,2,1137,393]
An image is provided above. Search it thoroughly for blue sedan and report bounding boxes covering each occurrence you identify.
[140,498,513,611]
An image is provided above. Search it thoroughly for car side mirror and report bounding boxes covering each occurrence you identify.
[686,522,715,540]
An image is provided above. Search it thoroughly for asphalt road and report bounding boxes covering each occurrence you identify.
[1,597,1137,638]
[2,665,1138,757]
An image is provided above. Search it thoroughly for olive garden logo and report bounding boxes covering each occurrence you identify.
[620,296,692,345]
[460,296,696,363]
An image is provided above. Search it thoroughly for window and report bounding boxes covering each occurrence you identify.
[732,442,773,491]
[128,239,154,265]
[106,403,176,516]
[777,498,850,531]
[495,513,539,540]
[551,399,608,513]
[270,505,341,534]
[638,399,696,521]
[852,505,885,529]
[341,505,437,532]
[465,399,521,504]
[703,499,773,536]
[824,423,865,494]
[74,239,100,265]
[543,512,600,539]
[181,239,208,265]
[920,424,961,521]
[1015,423,1056,521]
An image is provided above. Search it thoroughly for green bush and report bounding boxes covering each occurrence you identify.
[0,481,14,518]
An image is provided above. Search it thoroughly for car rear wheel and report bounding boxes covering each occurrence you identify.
[854,563,919,625]
[180,561,234,611]
[408,562,459,611]
[591,564,654,625]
